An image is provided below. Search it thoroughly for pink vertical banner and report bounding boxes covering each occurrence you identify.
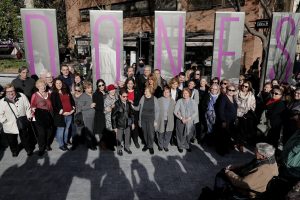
[21,9,60,77]
[154,11,186,80]
[266,13,300,83]
[90,10,123,85]
[212,12,245,83]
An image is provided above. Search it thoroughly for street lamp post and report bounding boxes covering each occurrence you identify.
[138,31,143,58]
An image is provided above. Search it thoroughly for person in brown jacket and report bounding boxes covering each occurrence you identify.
[224,142,279,198]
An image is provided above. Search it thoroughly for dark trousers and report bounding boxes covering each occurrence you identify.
[131,111,140,144]
[34,122,52,151]
[116,127,131,151]
[141,119,154,148]
[176,119,194,149]
[5,130,31,154]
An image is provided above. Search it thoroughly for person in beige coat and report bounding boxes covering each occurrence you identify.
[224,143,279,198]
[0,84,32,157]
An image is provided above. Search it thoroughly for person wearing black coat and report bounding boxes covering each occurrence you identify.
[265,87,286,149]
[51,79,75,151]
[93,79,106,144]
[112,89,135,156]
[215,85,238,155]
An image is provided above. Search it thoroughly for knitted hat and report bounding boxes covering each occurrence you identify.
[107,84,116,91]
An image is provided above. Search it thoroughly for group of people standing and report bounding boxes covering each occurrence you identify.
[0,63,299,162]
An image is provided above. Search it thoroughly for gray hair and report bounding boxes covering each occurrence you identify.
[256,143,275,158]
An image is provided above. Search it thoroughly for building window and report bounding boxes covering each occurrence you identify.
[188,0,245,11]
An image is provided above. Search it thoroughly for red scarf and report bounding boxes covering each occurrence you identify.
[266,98,281,106]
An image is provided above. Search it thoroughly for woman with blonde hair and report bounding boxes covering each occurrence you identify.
[145,73,162,98]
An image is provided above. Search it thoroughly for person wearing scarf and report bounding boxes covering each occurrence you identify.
[224,143,278,198]
[174,88,198,153]
[205,85,220,135]
[235,81,256,152]
[265,86,286,149]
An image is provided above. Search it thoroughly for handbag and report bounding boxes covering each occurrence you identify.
[257,110,270,136]
[74,112,84,127]
[6,101,29,130]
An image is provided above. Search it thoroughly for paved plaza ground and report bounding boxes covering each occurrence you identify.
[0,140,253,200]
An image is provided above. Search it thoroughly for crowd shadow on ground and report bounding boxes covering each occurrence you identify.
[0,143,252,200]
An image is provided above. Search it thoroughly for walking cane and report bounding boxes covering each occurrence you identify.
[29,121,38,143]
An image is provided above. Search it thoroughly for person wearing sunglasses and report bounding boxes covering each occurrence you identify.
[92,79,106,147]
[235,81,256,152]
[220,79,229,95]
[215,84,238,156]
[71,83,83,150]
[112,89,135,156]
[265,86,286,150]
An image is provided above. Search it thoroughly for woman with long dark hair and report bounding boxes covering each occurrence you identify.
[125,77,141,148]
[93,79,106,145]
[51,78,75,151]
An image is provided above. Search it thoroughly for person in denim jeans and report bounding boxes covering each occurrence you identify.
[51,78,75,151]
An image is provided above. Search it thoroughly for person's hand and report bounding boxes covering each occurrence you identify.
[106,107,112,112]
[222,122,227,128]
[114,128,117,133]
[63,112,70,116]
[111,104,115,108]
[31,108,36,112]
[91,103,96,108]
[69,110,75,115]
[128,100,133,104]
[132,124,135,130]
[154,122,157,127]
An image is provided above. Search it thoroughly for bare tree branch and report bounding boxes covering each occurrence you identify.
[259,0,272,18]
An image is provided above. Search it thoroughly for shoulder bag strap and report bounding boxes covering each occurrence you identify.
[6,101,18,119]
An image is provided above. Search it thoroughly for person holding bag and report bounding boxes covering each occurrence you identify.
[235,81,256,152]
[31,79,53,156]
[0,84,32,157]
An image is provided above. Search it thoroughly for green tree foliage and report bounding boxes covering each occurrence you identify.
[0,0,23,40]
[34,0,68,46]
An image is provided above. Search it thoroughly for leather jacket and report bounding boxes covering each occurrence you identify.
[112,99,134,129]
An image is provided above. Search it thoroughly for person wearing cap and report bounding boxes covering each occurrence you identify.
[223,143,278,198]
[104,84,118,149]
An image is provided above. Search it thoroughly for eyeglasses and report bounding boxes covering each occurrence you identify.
[222,82,228,85]
[122,95,128,98]
[228,89,235,92]
[272,92,281,96]
[242,85,249,88]
[195,73,200,75]
[75,89,81,92]
[98,84,105,87]
[295,92,300,95]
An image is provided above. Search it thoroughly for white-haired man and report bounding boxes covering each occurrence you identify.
[223,143,279,198]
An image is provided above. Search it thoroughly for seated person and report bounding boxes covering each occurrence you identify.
[215,143,279,198]
[280,128,300,181]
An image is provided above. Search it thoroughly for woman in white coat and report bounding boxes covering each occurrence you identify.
[0,84,32,157]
